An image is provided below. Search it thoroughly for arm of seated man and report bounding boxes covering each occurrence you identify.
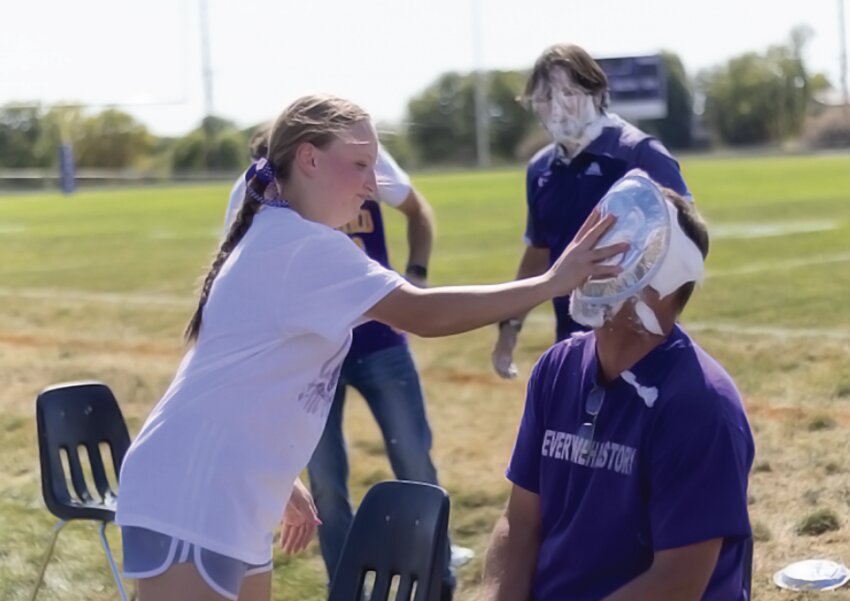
[602,538,722,601]
[476,484,541,601]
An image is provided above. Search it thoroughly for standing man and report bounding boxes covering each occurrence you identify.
[492,43,692,379]
[307,147,458,599]
[225,134,457,600]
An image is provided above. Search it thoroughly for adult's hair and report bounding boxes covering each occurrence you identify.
[522,43,610,112]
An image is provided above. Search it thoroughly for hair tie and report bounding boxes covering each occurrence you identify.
[245,157,275,185]
[245,158,289,208]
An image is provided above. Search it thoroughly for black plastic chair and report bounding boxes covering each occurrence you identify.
[328,480,451,601]
[31,381,131,601]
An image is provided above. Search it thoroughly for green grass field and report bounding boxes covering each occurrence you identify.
[1,153,850,600]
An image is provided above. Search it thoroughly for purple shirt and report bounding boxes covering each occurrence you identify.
[340,199,407,359]
[507,326,754,601]
[525,117,691,341]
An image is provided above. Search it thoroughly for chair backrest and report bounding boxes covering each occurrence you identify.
[743,536,753,599]
[35,381,131,521]
[328,481,450,601]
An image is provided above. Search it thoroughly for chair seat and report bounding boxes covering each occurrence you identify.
[48,495,117,523]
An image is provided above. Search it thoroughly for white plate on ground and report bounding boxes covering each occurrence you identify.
[773,559,850,591]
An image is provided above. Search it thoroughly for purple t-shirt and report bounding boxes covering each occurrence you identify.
[507,326,754,601]
[340,199,407,359]
[525,117,691,341]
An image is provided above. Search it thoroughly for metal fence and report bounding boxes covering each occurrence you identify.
[0,169,243,193]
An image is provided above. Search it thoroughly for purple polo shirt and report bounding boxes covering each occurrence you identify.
[525,116,691,341]
[340,198,407,359]
[507,325,754,601]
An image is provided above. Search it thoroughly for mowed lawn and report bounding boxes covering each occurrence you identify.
[1,153,850,600]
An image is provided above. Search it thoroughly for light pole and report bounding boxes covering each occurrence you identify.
[199,0,215,118]
[472,0,491,168]
[839,0,849,117]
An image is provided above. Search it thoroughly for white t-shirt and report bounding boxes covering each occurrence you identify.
[371,145,411,207]
[223,145,411,234]
[116,207,405,564]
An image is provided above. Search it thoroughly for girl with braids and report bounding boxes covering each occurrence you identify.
[116,94,627,601]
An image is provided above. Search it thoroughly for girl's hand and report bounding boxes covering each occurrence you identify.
[279,478,321,555]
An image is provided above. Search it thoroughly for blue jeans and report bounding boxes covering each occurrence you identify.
[307,344,455,590]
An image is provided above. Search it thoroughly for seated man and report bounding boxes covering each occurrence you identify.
[477,175,754,601]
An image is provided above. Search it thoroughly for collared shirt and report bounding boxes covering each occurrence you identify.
[525,116,692,340]
[507,326,754,601]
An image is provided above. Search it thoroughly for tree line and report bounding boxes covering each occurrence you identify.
[1,28,845,173]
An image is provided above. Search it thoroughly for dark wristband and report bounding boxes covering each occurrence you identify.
[405,264,428,279]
